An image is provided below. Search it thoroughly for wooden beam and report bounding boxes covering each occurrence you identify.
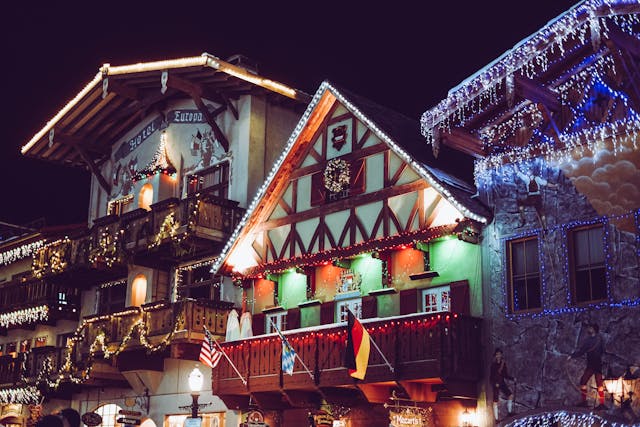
[441,128,485,159]
[167,74,230,152]
[108,90,173,124]
[537,103,564,148]
[219,91,239,120]
[75,144,111,195]
[515,75,561,112]
[106,79,140,101]
[608,24,640,60]
[605,28,640,113]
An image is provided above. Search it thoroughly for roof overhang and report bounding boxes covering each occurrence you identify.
[21,53,310,167]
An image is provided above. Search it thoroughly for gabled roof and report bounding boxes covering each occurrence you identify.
[21,53,310,167]
[211,81,490,274]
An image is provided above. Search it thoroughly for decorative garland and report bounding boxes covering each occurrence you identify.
[0,386,41,405]
[0,306,49,328]
[323,158,350,193]
[32,238,70,278]
[0,240,44,266]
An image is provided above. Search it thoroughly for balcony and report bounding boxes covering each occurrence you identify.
[212,311,482,409]
[0,279,79,331]
[31,193,244,284]
[78,299,233,376]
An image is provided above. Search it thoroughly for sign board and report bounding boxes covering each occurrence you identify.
[117,417,142,425]
[184,417,202,427]
[81,412,103,427]
[119,409,143,418]
[389,409,423,427]
[312,410,334,426]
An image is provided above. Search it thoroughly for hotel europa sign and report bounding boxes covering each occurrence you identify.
[389,409,423,427]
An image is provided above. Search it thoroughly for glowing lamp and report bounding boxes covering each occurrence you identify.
[188,367,204,392]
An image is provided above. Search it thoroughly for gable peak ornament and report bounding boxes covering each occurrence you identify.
[331,125,348,151]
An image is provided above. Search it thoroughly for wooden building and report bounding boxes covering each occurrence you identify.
[421,1,640,425]
[15,53,308,427]
[212,82,490,426]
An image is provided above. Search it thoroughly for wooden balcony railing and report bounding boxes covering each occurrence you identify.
[212,312,482,396]
[0,354,23,386]
[0,279,79,329]
[79,299,233,357]
[0,347,73,388]
[31,192,244,280]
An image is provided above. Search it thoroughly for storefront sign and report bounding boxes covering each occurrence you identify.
[312,410,334,426]
[389,409,423,427]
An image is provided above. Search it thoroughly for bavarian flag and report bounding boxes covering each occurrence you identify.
[344,310,370,380]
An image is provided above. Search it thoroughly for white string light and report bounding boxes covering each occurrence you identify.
[0,240,44,266]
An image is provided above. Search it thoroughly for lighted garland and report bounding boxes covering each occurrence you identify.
[0,305,48,328]
[0,386,41,405]
[149,212,180,249]
[503,410,640,427]
[0,240,44,266]
[323,158,350,193]
[88,229,123,267]
[32,238,70,278]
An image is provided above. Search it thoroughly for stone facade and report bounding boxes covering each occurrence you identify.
[479,159,640,418]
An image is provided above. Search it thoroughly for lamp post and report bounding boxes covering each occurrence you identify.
[188,366,204,418]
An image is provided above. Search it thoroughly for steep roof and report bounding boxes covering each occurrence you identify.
[211,81,489,274]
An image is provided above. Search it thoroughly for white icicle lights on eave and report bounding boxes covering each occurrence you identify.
[210,81,487,275]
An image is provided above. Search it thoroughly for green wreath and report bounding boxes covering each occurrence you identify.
[323,158,350,193]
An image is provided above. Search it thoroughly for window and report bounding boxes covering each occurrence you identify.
[265,311,287,334]
[336,298,362,323]
[94,404,122,427]
[98,281,127,314]
[138,183,154,211]
[131,274,147,307]
[181,265,221,301]
[507,236,541,312]
[421,286,451,313]
[187,161,230,198]
[107,194,133,216]
[570,225,606,303]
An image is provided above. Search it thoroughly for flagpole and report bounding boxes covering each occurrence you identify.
[348,309,394,373]
[268,318,315,380]
[204,325,247,386]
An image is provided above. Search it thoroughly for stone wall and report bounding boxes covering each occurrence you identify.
[479,160,640,415]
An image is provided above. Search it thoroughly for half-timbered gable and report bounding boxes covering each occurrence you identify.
[217,82,489,280]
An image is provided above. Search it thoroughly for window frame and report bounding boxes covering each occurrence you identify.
[568,223,608,305]
[421,285,451,313]
[506,234,542,314]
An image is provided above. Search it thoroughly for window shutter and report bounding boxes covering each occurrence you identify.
[349,158,366,195]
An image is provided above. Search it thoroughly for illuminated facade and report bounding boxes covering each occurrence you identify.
[421,1,640,425]
[15,53,307,426]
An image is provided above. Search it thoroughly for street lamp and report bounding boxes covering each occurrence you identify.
[188,367,204,418]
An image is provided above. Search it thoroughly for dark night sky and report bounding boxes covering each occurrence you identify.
[1,0,578,227]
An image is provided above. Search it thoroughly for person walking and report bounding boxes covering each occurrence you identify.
[490,348,515,421]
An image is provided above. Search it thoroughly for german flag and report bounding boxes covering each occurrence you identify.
[344,310,370,380]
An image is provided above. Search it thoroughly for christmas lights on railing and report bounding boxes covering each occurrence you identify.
[0,240,44,266]
[32,237,71,278]
[0,305,49,328]
[0,386,42,405]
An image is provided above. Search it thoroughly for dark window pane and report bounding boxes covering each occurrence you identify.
[574,270,590,302]
[591,267,607,300]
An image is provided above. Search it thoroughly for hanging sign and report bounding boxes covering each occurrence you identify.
[312,409,334,426]
[81,412,103,427]
[168,109,208,124]
[389,408,423,427]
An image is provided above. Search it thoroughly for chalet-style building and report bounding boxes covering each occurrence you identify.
[211,81,490,427]
[421,0,640,425]
[15,53,308,426]
[0,221,83,426]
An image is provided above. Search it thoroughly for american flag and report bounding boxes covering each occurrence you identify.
[199,325,222,369]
